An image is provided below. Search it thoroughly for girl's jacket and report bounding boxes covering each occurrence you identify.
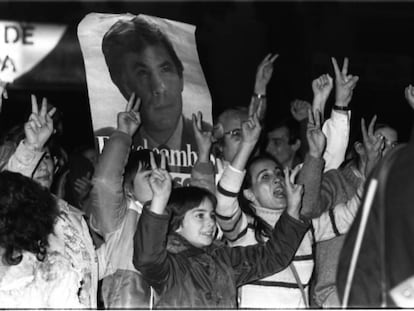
[133,206,309,309]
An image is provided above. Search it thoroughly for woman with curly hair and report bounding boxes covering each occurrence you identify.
[0,171,85,308]
[1,95,106,307]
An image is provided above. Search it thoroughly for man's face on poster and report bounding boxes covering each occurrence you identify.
[122,44,183,133]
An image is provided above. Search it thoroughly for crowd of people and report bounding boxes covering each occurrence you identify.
[1,15,414,309]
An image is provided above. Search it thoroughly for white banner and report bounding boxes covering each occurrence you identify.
[0,21,66,83]
[78,13,213,180]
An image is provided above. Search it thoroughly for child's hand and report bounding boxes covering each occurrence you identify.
[284,167,303,221]
[149,152,172,213]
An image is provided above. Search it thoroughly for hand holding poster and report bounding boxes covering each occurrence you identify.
[78,13,213,185]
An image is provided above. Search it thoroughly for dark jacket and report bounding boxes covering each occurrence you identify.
[337,143,414,308]
[133,207,309,309]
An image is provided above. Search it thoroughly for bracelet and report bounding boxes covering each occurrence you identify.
[253,92,266,99]
[333,105,351,111]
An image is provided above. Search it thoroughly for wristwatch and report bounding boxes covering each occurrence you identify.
[333,105,350,111]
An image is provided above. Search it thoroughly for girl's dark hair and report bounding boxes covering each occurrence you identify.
[239,153,279,243]
[167,186,217,234]
[0,171,59,265]
[123,149,162,191]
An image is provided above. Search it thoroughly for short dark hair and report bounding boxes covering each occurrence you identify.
[266,117,300,145]
[167,186,217,233]
[102,16,184,98]
[0,171,59,265]
[124,149,162,191]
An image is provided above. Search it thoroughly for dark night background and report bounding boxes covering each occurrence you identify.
[0,0,413,154]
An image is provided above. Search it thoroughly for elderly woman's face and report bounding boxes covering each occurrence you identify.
[33,148,55,189]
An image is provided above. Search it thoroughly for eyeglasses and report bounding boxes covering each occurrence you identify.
[223,128,242,139]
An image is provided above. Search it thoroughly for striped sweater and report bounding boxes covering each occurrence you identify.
[216,164,361,308]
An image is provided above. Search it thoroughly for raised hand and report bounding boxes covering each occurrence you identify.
[284,167,304,221]
[306,108,326,158]
[290,99,311,122]
[241,111,262,146]
[149,152,172,212]
[117,93,141,136]
[361,115,384,172]
[24,94,56,151]
[312,73,333,119]
[192,111,212,162]
[404,84,414,110]
[331,57,359,107]
[254,53,279,95]
[312,74,333,100]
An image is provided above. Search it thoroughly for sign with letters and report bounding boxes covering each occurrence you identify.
[0,21,66,83]
[78,13,213,186]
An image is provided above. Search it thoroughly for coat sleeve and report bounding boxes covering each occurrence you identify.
[5,140,44,177]
[132,207,172,293]
[301,168,353,220]
[215,164,250,243]
[190,160,216,194]
[296,153,325,219]
[322,110,350,171]
[224,211,309,287]
[84,130,131,236]
[312,187,363,241]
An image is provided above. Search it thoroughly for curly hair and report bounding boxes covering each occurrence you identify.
[0,171,59,265]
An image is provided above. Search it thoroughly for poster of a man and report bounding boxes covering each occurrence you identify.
[78,13,212,178]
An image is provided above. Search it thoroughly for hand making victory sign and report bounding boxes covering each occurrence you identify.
[24,94,56,151]
[117,92,141,137]
[331,57,359,108]
[306,108,326,159]
[149,151,172,214]
[283,167,304,221]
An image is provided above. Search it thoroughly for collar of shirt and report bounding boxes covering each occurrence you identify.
[140,116,183,150]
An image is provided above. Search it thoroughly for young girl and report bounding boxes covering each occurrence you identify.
[215,109,361,308]
[132,116,310,309]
